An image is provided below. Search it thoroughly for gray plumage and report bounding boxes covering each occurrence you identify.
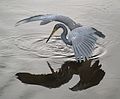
[45,23,104,62]
[15,14,81,30]
[16,14,105,62]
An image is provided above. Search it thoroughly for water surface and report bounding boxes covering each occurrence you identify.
[0,0,120,99]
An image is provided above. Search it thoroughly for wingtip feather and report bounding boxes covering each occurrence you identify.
[15,19,29,26]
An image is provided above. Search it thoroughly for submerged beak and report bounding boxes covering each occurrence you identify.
[46,28,57,43]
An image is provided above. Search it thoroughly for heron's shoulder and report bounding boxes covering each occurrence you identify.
[73,26,93,30]
[71,26,96,34]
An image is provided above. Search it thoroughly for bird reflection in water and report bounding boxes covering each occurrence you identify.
[16,59,105,91]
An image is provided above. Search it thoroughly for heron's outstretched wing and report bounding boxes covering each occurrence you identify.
[68,26,102,61]
[72,35,97,62]
[15,14,81,30]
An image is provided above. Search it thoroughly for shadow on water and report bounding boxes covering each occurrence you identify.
[16,59,105,91]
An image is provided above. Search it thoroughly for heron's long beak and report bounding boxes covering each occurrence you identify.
[46,28,57,43]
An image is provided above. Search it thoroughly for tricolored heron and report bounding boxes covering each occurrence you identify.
[16,14,105,62]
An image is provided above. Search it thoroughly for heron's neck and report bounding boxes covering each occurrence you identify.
[60,25,72,45]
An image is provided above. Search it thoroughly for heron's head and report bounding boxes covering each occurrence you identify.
[46,24,63,43]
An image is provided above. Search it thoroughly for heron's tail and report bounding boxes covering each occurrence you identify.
[94,31,105,38]
[92,28,105,38]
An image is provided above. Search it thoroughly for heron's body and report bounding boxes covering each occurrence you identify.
[68,26,97,42]
[53,24,101,61]
[16,14,105,62]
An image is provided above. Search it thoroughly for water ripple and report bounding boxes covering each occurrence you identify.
[14,33,107,59]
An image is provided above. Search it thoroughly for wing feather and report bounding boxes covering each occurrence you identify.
[72,43,80,61]
[78,45,87,61]
[77,43,86,60]
[75,45,82,61]
[86,35,97,44]
[86,38,95,46]
[82,41,92,55]
[81,43,91,58]
[80,41,92,60]
[15,14,81,30]
[87,34,97,41]
[84,40,94,51]
[79,43,89,59]
[70,28,98,61]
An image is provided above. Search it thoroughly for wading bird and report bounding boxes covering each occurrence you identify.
[16,14,105,62]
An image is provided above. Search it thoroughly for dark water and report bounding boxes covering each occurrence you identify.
[0,0,120,99]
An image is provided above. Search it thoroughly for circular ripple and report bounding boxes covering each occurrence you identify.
[15,33,107,59]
